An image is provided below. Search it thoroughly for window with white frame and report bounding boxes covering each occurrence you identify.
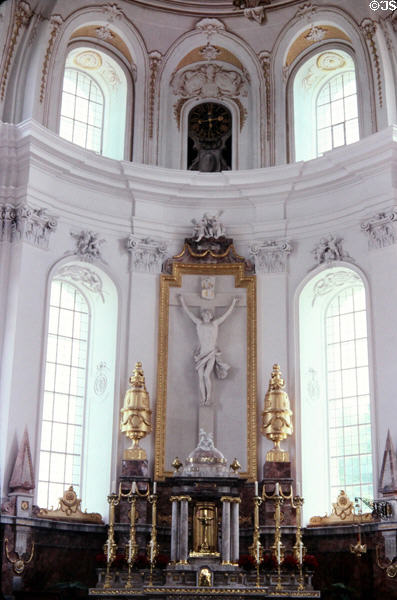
[37,280,89,509]
[299,267,374,522]
[293,49,360,162]
[326,286,373,501]
[316,71,359,155]
[37,263,119,516]
[59,47,128,160]
[60,69,104,153]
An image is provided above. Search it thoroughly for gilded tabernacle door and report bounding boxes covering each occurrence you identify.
[154,215,257,480]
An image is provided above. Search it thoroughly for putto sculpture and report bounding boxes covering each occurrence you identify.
[191,212,226,241]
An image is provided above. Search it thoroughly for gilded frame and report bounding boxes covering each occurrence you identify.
[154,262,257,481]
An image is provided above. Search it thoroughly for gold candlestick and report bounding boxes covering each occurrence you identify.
[103,492,120,589]
[292,495,305,591]
[350,501,367,558]
[262,483,286,591]
[249,495,263,587]
[123,482,139,589]
[147,488,159,586]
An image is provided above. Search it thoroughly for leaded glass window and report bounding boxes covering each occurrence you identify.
[316,71,359,156]
[37,280,89,509]
[326,286,373,501]
[59,68,104,153]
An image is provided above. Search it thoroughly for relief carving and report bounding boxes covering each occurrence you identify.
[171,63,248,99]
[361,210,397,250]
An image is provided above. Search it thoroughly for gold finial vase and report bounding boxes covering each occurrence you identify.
[261,364,293,462]
[120,362,152,460]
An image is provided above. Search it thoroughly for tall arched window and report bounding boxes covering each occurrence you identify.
[293,49,360,162]
[59,47,128,160]
[298,267,374,521]
[37,262,118,515]
[37,280,89,509]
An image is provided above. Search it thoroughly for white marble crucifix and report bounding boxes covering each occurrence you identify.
[175,281,242,438]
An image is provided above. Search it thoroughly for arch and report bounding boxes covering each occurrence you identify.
[42,6,148,163]
[36,258,119,517]
[295,263,376,523]
[271,6,376,165]
[156,22,264,169]
[291,45,360,162]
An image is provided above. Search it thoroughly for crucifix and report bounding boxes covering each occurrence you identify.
[175,278,241,440]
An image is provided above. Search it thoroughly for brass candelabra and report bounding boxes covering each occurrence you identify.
[119,482,139,589]
[249,491,263,588]
[292,495,305,591]
[147,484,159,586]
[350,500,367,558]
[103,492,120,589]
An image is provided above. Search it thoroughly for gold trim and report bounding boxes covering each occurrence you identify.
[88,588,321,596]
[154,262,257,482]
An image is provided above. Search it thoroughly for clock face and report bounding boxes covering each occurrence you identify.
[189,102,232,142]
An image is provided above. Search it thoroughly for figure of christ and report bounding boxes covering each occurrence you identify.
[178,294,239,406]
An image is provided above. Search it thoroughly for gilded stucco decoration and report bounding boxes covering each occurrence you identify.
[70,26,133,65]
[40,14,63,103]
[285,25,351,67]
[37,486,103,523]
[258,50,271,140]
[149,51,163,138]
[309,490,373,527]
[1,1,33,101]
[361,18,383,107]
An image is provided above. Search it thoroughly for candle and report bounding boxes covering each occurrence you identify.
[256,540,260,564]
[275,482,280,496]
[254,481,258,496]
[111,480,116,494]
[150,540,154,562]
[299,542,303,565]
[277,541,281,565]
[297,482,301,496]
[131,481,137,494]
[153,481,157,494]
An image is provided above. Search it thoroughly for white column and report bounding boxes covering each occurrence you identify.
[221,497,231,564]
[170,497,180,562]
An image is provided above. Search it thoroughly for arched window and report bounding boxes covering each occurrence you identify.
[316,71,359,155]
[298,267,374,521]
[59,47,128,160]
[293,49,360,162]
[37,280,89,509]
[60,69,104,153]
[37,262,118,515]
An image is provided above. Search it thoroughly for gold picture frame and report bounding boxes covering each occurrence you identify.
[154,262,257,481]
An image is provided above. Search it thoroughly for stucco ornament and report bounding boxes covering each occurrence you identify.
[56,265,104,301]
[249,240,292,273]
[192,212,226,241]
[70,230,106,263]
[127,235,167,273]
[195,18,225,37]
[311,234,350,265]
[361,210,397,250]
[171,63,248,99]
[0,203,57,248]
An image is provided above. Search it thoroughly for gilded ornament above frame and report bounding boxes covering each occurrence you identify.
[154,261,257,481]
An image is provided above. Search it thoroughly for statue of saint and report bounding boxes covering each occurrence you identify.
[179,295,238,405]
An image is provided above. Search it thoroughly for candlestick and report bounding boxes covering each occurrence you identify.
[103,492,119,589]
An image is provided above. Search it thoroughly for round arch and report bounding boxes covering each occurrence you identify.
[293,261,377,524]
[155,22,265,170]
[36,257,120,518]
[271,7,376,165]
